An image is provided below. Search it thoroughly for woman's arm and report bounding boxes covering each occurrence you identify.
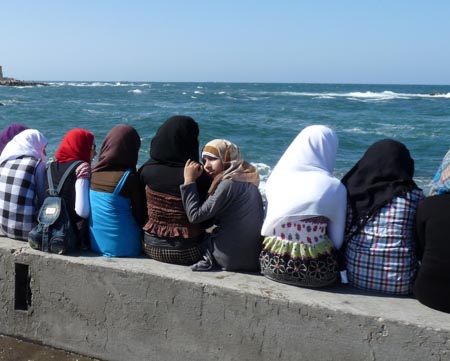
[180,180,233,224]
[328,186,347,250]
[34,161,46,207]
[74,162,91,218]
[129,173,148,226]
[414,201,426,261]
[75,178,90,218]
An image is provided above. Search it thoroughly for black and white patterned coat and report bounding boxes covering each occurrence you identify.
[0,156,41,241]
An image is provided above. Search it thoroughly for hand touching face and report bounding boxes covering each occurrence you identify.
[184,159,204,184]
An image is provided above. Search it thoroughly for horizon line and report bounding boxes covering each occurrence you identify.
[24,80,450,87]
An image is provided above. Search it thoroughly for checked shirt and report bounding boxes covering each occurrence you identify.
[0,156,40,241]
[344,188,424,295]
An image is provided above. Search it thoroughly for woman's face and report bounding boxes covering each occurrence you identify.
[90,141,97,161]
[203,155,224,178]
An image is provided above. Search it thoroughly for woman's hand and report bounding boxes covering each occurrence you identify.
[184,159,203,184]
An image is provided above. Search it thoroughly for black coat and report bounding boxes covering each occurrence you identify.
[414,194,450,313]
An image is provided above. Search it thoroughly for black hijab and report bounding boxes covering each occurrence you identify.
[147,115,200,167]
[139,115,211,197]
[342,139,419,229]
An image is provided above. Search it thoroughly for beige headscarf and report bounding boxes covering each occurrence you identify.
[202,139,259,195]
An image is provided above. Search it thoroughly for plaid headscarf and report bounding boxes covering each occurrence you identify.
[429,150,450,196]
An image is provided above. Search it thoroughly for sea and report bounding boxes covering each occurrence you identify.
[1,82,450,194]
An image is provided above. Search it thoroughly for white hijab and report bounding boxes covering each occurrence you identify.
[261,125,347,248]
[0,129,47,165]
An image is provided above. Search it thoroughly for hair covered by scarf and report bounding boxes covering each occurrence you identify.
[202,139,259,195]
[342,138,419,229]
[0,129,47,165]
[429,150,450,196]
[55,128,95,164]
[260,125,347,243]
[0,123,29,154]
[149,115,200,166]
[93,124,141,172]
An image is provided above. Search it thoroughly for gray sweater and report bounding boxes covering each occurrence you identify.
[180,179,264,271]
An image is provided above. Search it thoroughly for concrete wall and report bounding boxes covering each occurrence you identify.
[1,235,449,361]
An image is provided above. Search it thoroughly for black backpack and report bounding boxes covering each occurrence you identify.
[28,161,81,254]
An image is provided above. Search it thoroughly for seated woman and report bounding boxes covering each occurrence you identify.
[0,123,29,153]
[46,128,96,249]
[181,139,264,272]
[342,139,424,295]
[89,124,146,257]
[413,150,450,313]
[259,125,347,287]
[0,129,47,241]
[139,115,211,265]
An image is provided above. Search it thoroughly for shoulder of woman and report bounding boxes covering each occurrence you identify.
[218,178,234,188]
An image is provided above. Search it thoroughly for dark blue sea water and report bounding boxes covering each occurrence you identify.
[1,82,450,192]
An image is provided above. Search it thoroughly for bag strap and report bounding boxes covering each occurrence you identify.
[113,169,132,195]
[47,160,83,196]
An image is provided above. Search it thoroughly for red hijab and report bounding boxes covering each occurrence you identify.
[55,128,95,164]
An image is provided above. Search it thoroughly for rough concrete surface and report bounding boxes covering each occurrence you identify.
[0,334,100,360]
[1,236,449,361]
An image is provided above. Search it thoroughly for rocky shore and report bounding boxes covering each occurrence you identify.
[0,78,49,86]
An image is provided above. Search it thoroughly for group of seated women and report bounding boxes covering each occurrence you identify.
[0,118,448,314]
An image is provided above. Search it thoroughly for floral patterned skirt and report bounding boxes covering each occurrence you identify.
[259,218,339,287]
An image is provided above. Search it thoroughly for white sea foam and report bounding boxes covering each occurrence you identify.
[194,91,204,95]
[428,92,450,98]
[344,123,416,137]
[82,109,106,114]
[253,162,272,200]
[344,127,371,135]
[86,102,115,106]
[129,89,142,94]
[65,100,84,104]
[62,82,134,87]
[0,98,20,105]
[268,90,450,102]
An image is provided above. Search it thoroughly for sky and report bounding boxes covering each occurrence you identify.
[1,0,450,85]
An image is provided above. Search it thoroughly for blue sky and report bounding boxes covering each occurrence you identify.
[1,0,450,84]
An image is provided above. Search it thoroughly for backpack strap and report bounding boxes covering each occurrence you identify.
[47,160,83,196]
[113,170,132,195]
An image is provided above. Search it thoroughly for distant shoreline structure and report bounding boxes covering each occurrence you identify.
[0,65,48,87]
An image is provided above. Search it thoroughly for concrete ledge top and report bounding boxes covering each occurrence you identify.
[2,235,449,332]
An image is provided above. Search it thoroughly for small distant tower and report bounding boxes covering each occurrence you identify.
[0,66,3,80]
